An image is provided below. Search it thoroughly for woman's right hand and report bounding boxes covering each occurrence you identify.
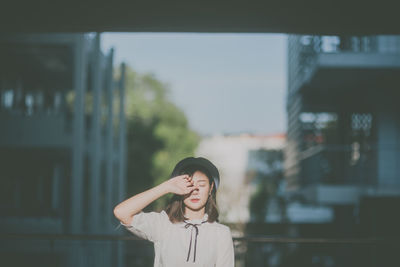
[164,174,195,195]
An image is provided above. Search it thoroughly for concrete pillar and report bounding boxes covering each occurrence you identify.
[69,33,87,267]
[376,110,400,186]
[116,63,127,267]
[70,34,86,234]
[89,33,102,234]
[118,63,127,203]
[105,48,114,233]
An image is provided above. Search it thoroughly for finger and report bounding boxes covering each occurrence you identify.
[188,187,196,193]
[185,187,195,194]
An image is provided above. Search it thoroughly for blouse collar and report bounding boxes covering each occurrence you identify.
[182,213,208,263]
[182,213,209,225]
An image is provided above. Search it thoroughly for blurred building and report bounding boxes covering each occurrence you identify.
[0,33,126,267]
[196,133,286,267]
[285,35,400,235]
[196,133,286,224]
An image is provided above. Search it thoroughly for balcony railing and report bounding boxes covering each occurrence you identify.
[288,35,400,94]
[299,144,378,186]
[0,233,397,267]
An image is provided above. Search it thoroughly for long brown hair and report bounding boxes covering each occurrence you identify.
[165,164,219,223]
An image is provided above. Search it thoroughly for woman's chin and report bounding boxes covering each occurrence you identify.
[185,202,206,211]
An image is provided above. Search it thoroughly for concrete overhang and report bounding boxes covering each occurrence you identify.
[1,0,400,34]
[302,184,400,205]
[0,114,73,149]
[295,52,400,108]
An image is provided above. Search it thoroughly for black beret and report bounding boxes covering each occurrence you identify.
[170,157,220,190]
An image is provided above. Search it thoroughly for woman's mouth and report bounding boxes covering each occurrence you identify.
[190,199,200,203]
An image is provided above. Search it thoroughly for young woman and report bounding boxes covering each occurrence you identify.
[114,157,235,266]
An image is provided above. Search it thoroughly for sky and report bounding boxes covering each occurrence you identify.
[102,33,287,136]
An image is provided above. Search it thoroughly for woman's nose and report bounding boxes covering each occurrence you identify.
[192,185,199,192]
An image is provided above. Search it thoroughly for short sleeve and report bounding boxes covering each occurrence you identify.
[120,210,169,242]
[216,226,235,267]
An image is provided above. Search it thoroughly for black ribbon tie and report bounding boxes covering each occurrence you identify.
[184,219,207,262]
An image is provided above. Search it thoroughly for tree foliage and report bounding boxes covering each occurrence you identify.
[121,66,199,210]
[249,149,284,222]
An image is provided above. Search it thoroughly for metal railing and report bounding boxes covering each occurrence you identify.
[299,144,379,186]
[1,233,398,267]
[287,35,400,94]
[1,233,394,243]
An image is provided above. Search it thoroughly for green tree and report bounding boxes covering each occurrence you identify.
[121,66,199,211]
[248,149,284,222]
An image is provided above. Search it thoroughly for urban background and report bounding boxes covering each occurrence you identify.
[1,32,400,267]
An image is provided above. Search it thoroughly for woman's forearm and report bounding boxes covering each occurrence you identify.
[113,181,171,225]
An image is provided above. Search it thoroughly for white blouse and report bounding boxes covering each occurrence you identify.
[120,210,235,267]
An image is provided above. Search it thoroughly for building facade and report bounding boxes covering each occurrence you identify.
[196,133,286,224]
[0,33,127,267]
[285,35,400,235]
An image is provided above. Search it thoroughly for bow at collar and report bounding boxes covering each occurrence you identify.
[183,213,208,262]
